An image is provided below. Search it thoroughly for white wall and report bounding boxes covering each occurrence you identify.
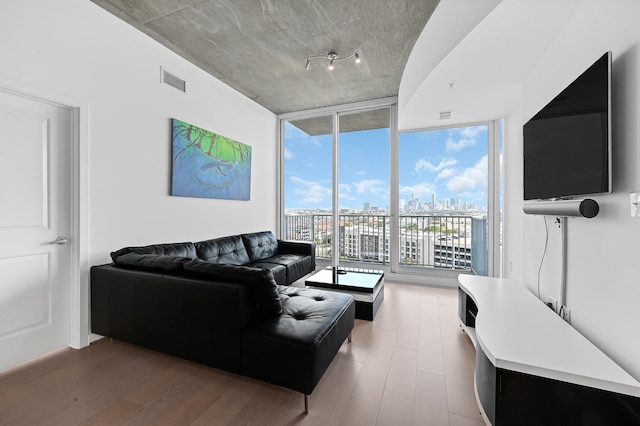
[507,0,640,379]
[0,0,277,344]
[397,0,583,131]
[398,0,501,125]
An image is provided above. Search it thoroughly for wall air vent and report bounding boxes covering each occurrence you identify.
[438,111,452,120]
[161,68,186,93]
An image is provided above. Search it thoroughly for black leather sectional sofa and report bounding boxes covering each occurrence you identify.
[90,231,355,412]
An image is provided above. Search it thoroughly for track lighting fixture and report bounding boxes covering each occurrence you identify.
[304,51,361,71]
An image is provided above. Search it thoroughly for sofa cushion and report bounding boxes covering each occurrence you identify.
[111,242,196,262]
[184,260,282,316]
[195,235,250,265]
[261,253,314,284]
[112,253,190,272]
[246,261,287,285]
[241,231,278,262]
[242,286,355,395]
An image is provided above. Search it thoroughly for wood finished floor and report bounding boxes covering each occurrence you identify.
[0,282,483,425]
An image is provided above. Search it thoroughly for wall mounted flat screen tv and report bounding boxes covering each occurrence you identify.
[523,52,611,201]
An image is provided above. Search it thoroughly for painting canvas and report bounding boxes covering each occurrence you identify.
[171,118,252,200]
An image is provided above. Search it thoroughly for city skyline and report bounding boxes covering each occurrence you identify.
[284,122,490,212]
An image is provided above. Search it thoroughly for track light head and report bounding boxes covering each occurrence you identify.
[304,50,361,71]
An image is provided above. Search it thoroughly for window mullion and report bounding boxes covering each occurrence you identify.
[389,104,400,273]
[332,112,340,268]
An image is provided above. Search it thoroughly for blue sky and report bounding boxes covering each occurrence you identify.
[284,122,489,211]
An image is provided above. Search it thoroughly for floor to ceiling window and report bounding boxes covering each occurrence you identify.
[281,114,334,259]
[338,108,390,265]
[279,100,502,280]
[280,101,393,269]
[398,123,501,277]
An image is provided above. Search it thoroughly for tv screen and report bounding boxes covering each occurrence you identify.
[523,52,611,201]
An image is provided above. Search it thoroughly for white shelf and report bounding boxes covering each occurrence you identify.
[458,317,477,349]
[458,275,640,398]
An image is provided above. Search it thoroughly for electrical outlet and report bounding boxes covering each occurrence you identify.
[631,192,640,217]
[547,297,557,313]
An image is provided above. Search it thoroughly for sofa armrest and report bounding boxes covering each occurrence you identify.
[277,240,316,268]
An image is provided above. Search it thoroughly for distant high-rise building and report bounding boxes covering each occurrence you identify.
[364,202,371,212]
[408,194,420,212]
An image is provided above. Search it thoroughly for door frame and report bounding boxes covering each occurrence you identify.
[0,76,89,350]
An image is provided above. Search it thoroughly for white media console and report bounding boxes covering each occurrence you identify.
[458,275,640,425]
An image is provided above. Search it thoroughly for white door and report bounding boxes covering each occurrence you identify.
[0,90,71,371]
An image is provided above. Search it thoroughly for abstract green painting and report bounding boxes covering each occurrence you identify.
[171,118,252,200]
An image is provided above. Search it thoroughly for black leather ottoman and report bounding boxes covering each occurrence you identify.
[241,286,355,412]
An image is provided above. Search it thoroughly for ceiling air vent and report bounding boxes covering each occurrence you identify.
[438,111,452,120]
[161,68,186,92]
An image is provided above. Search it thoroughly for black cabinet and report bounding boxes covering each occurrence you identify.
[457,287,477,328]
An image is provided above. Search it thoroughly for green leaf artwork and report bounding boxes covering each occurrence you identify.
[171,118,252,200]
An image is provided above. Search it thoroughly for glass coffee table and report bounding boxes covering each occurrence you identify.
[305,266,384,320]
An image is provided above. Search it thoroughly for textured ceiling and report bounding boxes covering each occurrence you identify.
[90,0,439,122]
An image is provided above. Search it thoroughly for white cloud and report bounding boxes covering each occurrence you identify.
[284,148,295,160]
[339,192,359,203]
[305,136,323,147]
[436,168,459,181]
[289,176,331,204]
[337,180,390,209]
[446,155,488,194]
[352,179,386,195]
[284,124,323,147]
[460,126,483,138]
[356,170,366,176]
[339,183,352,193]
[414,157,458,173]
[399,182,437,198]
[445,126,484,151]
[445,135,476,151]
[337,184,357,205]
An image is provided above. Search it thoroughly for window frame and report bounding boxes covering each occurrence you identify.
[277,99,502,284]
